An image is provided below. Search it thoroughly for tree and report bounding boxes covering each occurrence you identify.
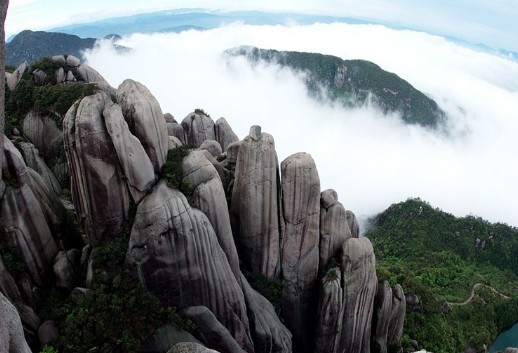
[0,0,8,193]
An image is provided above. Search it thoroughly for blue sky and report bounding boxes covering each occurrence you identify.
[5,0,518,52]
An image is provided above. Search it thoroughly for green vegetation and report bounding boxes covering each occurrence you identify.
[5,57,97,132]
[0,225,27,281]
[232,47,445,128]
[367,198,518,353]
[242,268,283,314]
[159,146,195,204]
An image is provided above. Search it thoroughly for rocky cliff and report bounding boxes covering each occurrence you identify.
[0,55,406,353]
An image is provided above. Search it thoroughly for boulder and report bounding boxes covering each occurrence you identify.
[65,70,75,82]
[142,324,201,353]
[6,62,27,92]
[167,122,188,144]
[0,291,31,353]
[18,142,62,195]
[181,306,248,353]
[76,63,115,94]
[181,111,216,148]
[181,151,240,280]
[32,69,47,85]
[319,189,351,274]
[337,237,377,353]
[371,281,393,353]
[199,140,222,158]
[240,274,292,353]
[21,110,63,163]
[168,342,219,353]
[314,267,343,353]
[505,349,518,353]
[387,284,406,346]
[346,210,360,238]
[164,113,176,123]
[280,152,320,352]
[117,79,169,173]
[170,136,183,148]
[215,118,239,152]
[55,67,65,83]
[38,320,59,348]
[66,55,81,67]
[51,55,66,65]
[128,181,253,352]
[230,127,281,278]
[52,249,80,290]
[64,91,132,244]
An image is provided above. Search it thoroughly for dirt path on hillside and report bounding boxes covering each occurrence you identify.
[448,283,511,306]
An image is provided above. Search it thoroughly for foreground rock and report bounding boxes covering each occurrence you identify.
[128,181,253,353]
[169,342,219,353]
[0,291,31,353]
[280,152,320,352]
[230,126,281,278]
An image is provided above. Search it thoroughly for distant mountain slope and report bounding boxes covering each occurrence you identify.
[367,198,518,353]
[6,30,97,66]
[228,47,445,127]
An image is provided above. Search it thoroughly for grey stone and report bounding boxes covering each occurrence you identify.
[164,113,176,123]
[53,250,80,290]
[0,291,31,353]
[166,122,187,144]
[66,55,81,67]
[6,62,27,91]
[32,69,47,85]
[38,320,59,348]
[315,267,342,353]
[142,324,201,353]
[346,210,360,238]
[65,70,75,82]
[181,306,248,353]
[55,67,65,83]
[51,55,66,65]
[199,140,222,158]
[18,142,62,195]
[387,284,406,346]
[128,181,252,352]
[230,131,281,278]
[248,126,261,141]
[168,342,219,353]
[372,281,393,353]
[21,110,63,163]
[181,111,216,148]
[280,152,320,352]
[117,79,169,173]
[215,118,239,152]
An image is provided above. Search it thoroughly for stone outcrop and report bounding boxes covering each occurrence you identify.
[6,62,27,91]
[337,237,377,353]
[240,274,292,353]
[230,126,281,278]
[64,92,132,244]
[169,342,219,353]
[371,281,393,353]
[181,151,240,280]
[319,189,351,274]
[346,210,360,238]
[280,152,320,352]
[18,142,62,195]
[387,284,406,346]
[199,140,223,158]
[21,110,63,162]
[315,267,342,353]
[117,79,169,173]
[215,118,239,152]
[128,181,253,353]
[182,111,217,148]
[0,291,31,353]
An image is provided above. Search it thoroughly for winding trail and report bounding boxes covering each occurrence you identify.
[447,283,511,306]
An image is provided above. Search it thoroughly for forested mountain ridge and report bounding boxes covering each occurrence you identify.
[228,46,446,128]
[368,198,518,353]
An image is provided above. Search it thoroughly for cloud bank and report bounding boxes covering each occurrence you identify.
[84,22,518,229]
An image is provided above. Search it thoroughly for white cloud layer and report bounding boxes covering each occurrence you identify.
[84,22,518,229]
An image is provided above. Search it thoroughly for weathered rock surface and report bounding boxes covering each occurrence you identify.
[371,281,393,353]
[18,142,62,195]
[215,118,239,152]
[181,151,240,280]
[117,79,169,173]
[76,63,115,93]
[337,237,377,353]
[230,127,281,278]
[168,342,219,353]
[128,181,253,353]
[37,320,59,348]
[167,121,188,145]
[240,274,292,353]
[387,284,406,346]
[0,291,31,353]
[315,267,342,353]
[346,210,360,238]
[52,249,80,290]
[280,152,320,351]
[319,189,351,274]
[55,67,65,83]
[181,306,247,353]
[64,91,131,244]
[182,111,216,148]
[199,140,222,158]
[142,324,201,353]
[6,62,27,91]
[504,349,518,353]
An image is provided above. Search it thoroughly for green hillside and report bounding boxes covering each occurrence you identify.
[367,198,518,353]
[229,47,446,128]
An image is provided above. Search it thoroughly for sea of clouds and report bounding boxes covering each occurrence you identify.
[84,22,518,231]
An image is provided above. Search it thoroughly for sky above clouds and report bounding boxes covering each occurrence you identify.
[5,0,518,52]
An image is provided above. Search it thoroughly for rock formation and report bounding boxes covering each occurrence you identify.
[182,110,216,148]
[0,291,31,353]
[215,118,239,152]
[280,152,320,352]
[230,126,282,278]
